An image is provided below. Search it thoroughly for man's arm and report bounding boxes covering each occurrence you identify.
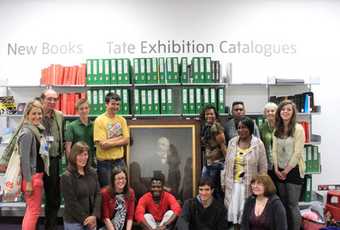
[65,142,72,159]
[97,136,129,150]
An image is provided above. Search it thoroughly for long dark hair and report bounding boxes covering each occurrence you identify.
[274,100,297,138]
[109,167,130,197]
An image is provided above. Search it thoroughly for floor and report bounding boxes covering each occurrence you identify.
[0,217,64,230]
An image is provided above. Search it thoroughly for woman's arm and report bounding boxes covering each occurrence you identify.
[215,132,227,156]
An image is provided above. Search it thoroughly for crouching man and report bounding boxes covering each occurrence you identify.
[176,177,228,230]
[135,176,181,230]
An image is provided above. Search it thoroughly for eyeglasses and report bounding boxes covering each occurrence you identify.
[46,97,58,102]
[115,177,126,181]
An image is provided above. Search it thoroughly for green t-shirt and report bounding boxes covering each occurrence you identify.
[65,119,96,167]
[259,120,274,170]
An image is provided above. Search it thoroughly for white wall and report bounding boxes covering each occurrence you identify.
[1,0,339,189]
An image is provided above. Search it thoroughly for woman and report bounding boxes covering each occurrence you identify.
[61,141,101,230]
[241,173,287,230]
[259,102,278,180]
[222,116,267,228]
[19,100,48,230]
[101,168,135,230]
[272,100,305,230]
[200,105,227,200]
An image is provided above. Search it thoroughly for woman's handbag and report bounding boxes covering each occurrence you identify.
[3,142,22,201]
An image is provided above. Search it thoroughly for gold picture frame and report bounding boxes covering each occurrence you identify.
[127,120,200,201]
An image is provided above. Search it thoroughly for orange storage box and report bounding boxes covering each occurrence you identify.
[325,191,340,222]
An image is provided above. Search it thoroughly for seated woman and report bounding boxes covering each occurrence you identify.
[101,168,135,230]
[241,173,287,230]
[61,141,101,230]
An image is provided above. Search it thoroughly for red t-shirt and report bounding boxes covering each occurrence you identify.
[101,187,135,221]
[135,191,182,223]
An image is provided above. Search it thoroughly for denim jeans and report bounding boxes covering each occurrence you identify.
[97,158,126,187]
[201,161,225,200]
[64,222,89,230]
[277,182,302,230]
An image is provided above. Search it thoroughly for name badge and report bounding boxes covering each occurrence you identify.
[46,136,54,142]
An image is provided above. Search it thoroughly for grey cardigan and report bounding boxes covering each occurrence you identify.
[19,125,43,182]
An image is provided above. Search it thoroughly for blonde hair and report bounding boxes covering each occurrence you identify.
[264,102,278,113]
[23,100,43,121]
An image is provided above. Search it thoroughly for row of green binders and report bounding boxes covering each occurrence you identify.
[182,88,225,114]
[86,57,221,85]
[87,88,130,115]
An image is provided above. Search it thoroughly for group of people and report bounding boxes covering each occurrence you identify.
[199,100,305,230]
[0,88,306,230]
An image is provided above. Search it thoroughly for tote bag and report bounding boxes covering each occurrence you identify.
[3,142,22,201]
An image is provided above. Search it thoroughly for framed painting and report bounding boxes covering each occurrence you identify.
[127,120,200,201]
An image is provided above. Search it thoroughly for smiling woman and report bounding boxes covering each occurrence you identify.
[60,141,101,230]
[18,99,47,230]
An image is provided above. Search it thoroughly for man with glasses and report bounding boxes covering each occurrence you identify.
[93,92,129,187]
[40,88,64,230]
[224,101,260,144]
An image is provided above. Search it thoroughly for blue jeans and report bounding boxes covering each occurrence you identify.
[64,222,89,230]
[97,158,126,187]
[201,162,224,200]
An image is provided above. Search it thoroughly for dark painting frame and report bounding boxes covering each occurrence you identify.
[127,119,200,201]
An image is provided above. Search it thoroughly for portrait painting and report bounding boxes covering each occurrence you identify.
[127,120,200,201]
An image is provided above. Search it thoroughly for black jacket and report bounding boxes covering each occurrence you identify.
[176,197,228,230]
[241,194,287,230]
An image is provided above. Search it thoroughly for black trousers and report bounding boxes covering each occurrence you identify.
[43,156,61,230]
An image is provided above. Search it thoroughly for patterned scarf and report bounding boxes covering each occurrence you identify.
[112,194,127,230]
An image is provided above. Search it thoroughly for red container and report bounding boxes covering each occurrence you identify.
[325,191,340,222]
[302,216,326,230]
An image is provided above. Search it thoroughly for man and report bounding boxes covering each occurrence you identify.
[224,101,260,144]
[135,176,182,230]
[93,92,129,187]
[65,98,96,167]
[176,177,228,230]
[40,89,64,230]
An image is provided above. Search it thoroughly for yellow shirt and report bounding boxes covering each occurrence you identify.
[234,147,252,183]
[94,113,129,160]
